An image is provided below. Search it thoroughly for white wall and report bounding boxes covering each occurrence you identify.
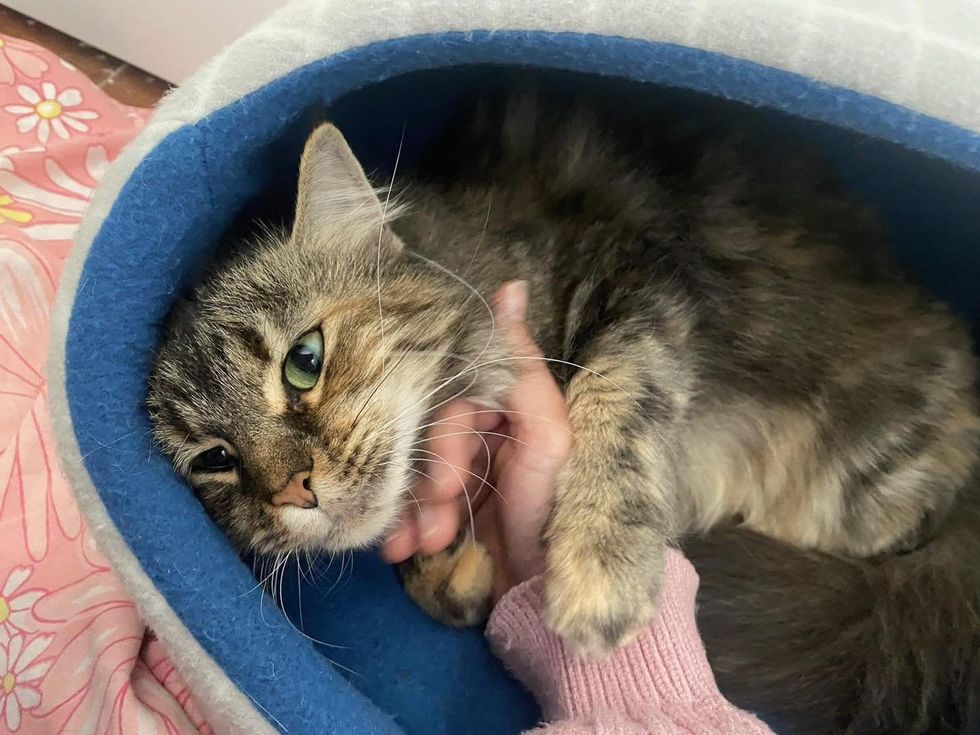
[5,0,288,83]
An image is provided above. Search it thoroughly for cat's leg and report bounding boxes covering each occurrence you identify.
[544,326,690,656]
[399,531,495,626]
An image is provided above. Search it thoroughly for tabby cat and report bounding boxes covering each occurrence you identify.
[147,96,980,734]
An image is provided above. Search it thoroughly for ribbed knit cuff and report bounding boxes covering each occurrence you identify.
[486,550,731,722]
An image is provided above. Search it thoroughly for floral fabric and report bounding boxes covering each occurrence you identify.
[0,33,210,734]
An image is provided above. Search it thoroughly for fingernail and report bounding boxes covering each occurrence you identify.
[418,506,440,541]
[497,280,529,322]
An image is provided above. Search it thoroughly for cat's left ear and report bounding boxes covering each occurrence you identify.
[291,123,403,256]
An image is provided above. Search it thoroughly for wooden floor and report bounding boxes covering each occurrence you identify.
[0,5,171,108]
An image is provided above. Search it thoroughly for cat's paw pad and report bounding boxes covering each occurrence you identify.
[543,564,659,656]
[399,536,494,627]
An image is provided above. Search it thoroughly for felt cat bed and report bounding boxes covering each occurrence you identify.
[48,1,980,733]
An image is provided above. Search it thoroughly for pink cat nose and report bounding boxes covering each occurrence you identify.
[271,470,318,509]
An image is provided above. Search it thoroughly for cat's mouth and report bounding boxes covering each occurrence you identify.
[321,501,376,531]
[280,501,395,552]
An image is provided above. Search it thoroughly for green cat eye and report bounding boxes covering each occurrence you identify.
[283,329,324,391]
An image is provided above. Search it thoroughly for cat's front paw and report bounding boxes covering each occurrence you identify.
[543,556,662,657]
[399,535,494,627]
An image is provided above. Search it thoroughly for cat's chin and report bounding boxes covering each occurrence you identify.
[277,502,399,553]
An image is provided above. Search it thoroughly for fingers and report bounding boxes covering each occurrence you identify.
[380,510,419,563]
[381,496,465,562]
[381,399,502,563]
[413,400,481,503]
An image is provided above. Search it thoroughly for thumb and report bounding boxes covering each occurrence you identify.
[492,281,571,465]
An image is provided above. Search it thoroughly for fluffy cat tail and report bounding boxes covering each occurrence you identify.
[685,490,980,735]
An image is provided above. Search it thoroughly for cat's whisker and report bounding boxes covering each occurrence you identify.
[258,555,364,673]
[460,471,477,539]
[409,449,481,538]
[405,478,425,517]
[462,192,493,280]
[447,354,642,409]
[453,421,495,511]
[352,349,412,428]
[351,340,458,438]
[323,553,344,598]
[398,249,496,412]
[376,461,463,505]
[81,426,156,460]
[360,342,475,436]
[407,454,503,502]
[295,554,307,635]
[342,551,356,593]
[311,550,336,586]
[240,686,290,733]
[389,349,470,361]
[267,553,283,609]
[390,251,636,434]
[257,552,285,627]
[240,554,276,597]
[409,447,507,506]
[409,408,555,434]
[475,421,493,510]
[406,444,474,532]
[385,347,637,448]
[242,557,361,678]
[278,551,291,610]
[376,125,406,381]
[297,551,313,586]
[261,554,353,654]
[406,455,491,541]
[400,408,607,462]
[273,552,289,604]
[378,370,480,438]
[255,552,284,593]
[324,550,351,597]
[407,428,537,456]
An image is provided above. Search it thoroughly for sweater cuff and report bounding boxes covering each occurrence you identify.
[485,551,728,722]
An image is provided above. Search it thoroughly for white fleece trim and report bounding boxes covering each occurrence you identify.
[158,0,980,136]
[47,0,980,731]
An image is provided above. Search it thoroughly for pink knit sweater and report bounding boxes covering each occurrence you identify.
[485,550,774,734]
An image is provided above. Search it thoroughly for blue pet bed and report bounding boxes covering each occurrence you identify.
[48,1,980,733]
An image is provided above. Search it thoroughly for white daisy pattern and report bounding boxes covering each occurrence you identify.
[0,568,42,642]
[0,634,52,731]
[3,82,98,144]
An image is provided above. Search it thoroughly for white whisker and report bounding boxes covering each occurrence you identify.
[434,354,641,409]
[379,370,480,439]
[392,249,496,422]
[411,446,506,509]
[241,687,289,733]
[408,428,536,457]
[463,192,493,279]
[377,126,406,381]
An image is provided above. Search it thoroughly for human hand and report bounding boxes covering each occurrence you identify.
[381,281,572,602]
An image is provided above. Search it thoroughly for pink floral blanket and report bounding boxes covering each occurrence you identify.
[0,34,211,734]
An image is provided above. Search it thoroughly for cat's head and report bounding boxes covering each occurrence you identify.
[147,124,510,555]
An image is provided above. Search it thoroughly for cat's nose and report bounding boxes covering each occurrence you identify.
[271,470,318,509]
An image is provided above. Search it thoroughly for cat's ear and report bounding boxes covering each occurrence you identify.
[291,123,401,255]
